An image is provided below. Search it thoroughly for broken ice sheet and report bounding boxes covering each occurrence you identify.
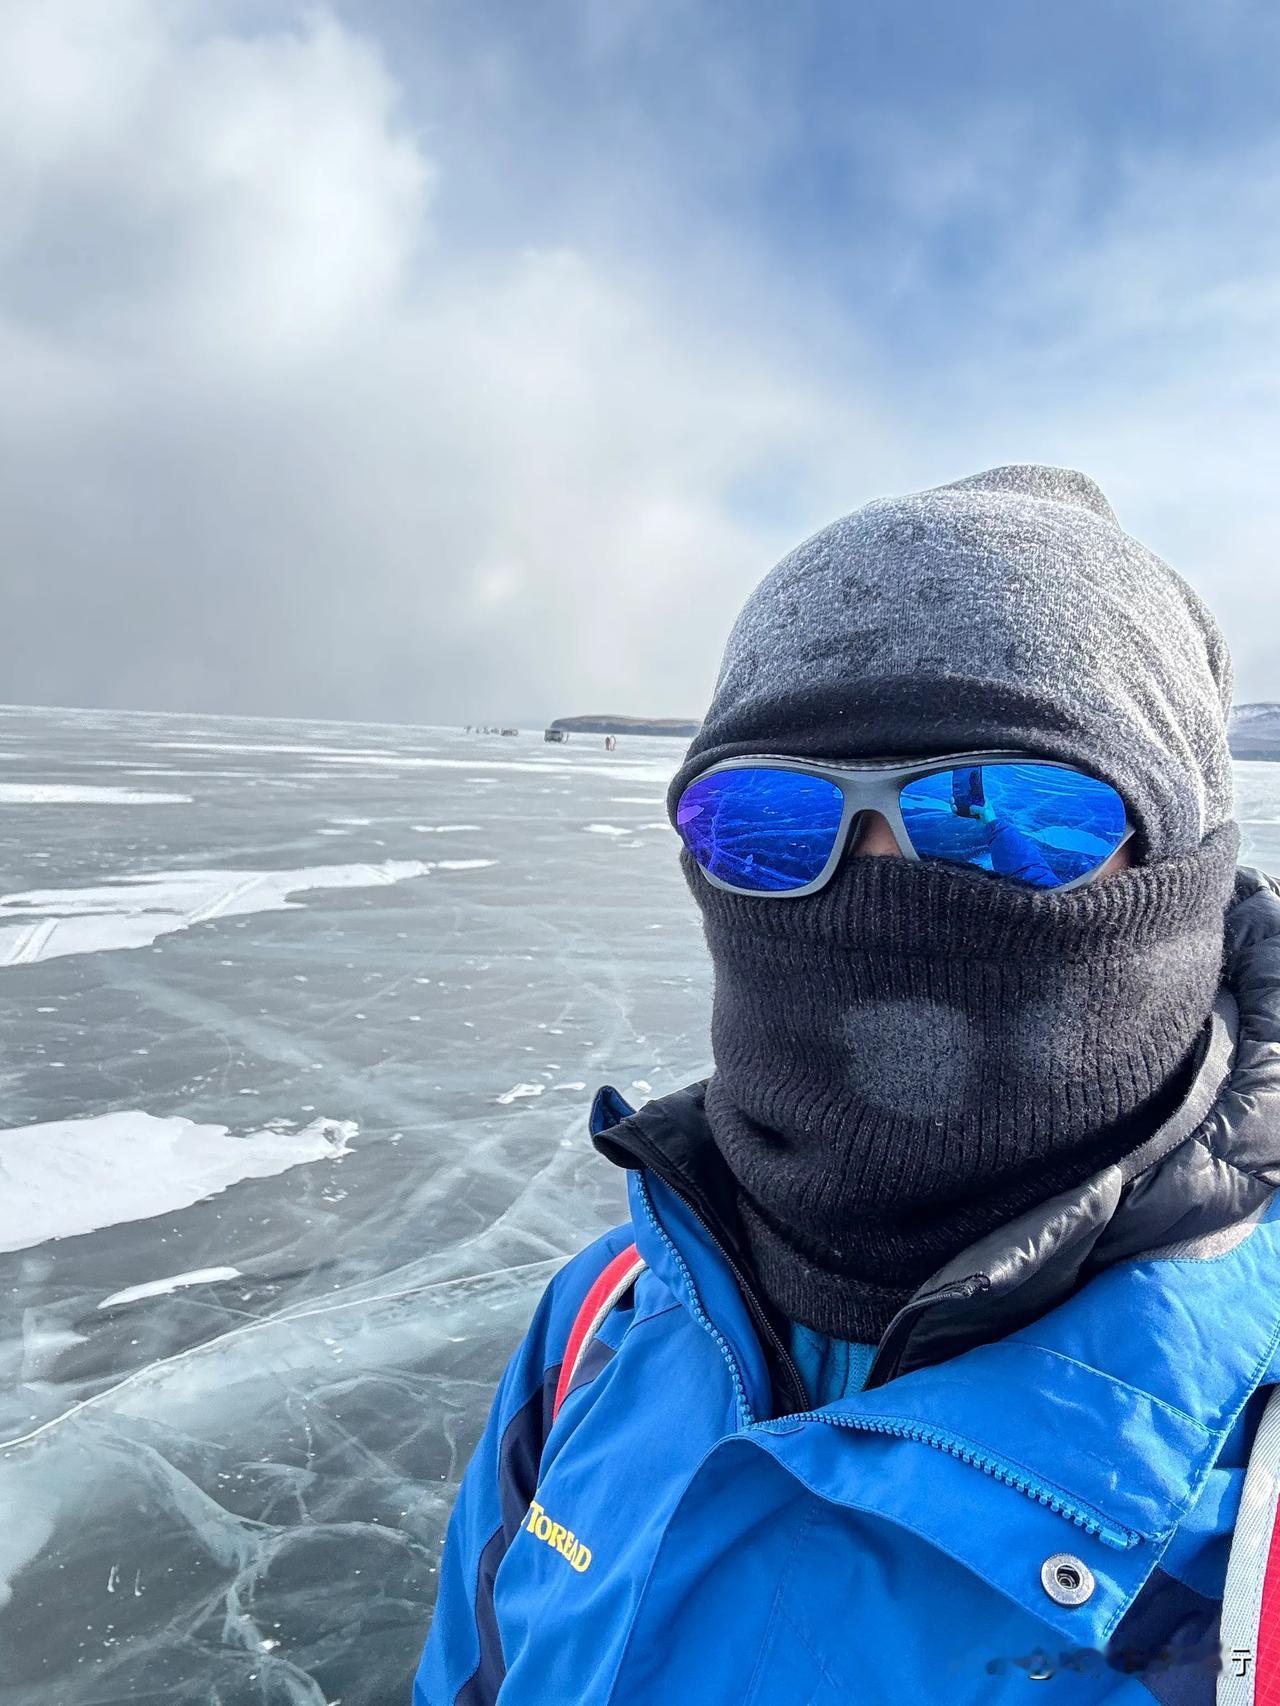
[0,1111,356,1253]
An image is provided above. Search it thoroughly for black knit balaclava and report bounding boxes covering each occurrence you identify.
[672,466,1240,1343]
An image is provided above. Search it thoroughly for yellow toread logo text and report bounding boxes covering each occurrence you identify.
[524,1499,592,1572]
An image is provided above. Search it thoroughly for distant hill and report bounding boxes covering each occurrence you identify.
[1230,704,1280,760]
[547,714,701,738]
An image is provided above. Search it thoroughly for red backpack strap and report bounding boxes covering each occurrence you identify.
[1218,1385,1280,1703]
[552,1242,646,1423]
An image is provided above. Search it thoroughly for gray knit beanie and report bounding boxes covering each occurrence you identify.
[669,465,1235,861]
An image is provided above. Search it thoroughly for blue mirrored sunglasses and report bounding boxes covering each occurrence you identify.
[674,752,1134,896]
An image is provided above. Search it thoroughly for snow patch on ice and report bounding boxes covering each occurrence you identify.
[0,1113,356,1252]
[241,754,674,783]
[411,823,481,833]
[583,823,630,836]
[98,1266,243,1309]
[0,784,190,805]
[153,741,398,758]
[0,858,440,967]
[496,1083,544,1105]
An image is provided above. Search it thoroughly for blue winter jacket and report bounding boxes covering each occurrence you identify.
[415,867,1280,1704]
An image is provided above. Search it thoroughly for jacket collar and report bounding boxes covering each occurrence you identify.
[601,1079,1280,1651]
[752,1193,1280,1652]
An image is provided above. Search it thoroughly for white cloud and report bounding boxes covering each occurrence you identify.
[0,0,905,723]
[0,2,430,359]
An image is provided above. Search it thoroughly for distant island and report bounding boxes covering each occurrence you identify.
[1230,704,1280,761]
[546,714,702,738]
[534,704,1280,754]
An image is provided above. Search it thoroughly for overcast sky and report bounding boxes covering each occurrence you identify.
[4,0,1280,725]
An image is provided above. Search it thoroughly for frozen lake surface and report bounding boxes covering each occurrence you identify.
[2,706,1279,1705]
[0,708,708,1706]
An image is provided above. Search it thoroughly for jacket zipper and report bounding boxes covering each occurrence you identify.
[646,1163,994,1414]
[757,1409,1142,1552]
[635,1152,990,1415]
[863,1273,991,1389]
[632,1164,809,1415]
[637,1167,1142,1551]
[635,1174,757,1424]
[676,1193,811,1416]
[600,1108,999,1415]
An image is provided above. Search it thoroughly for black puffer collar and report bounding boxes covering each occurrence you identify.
[592,865,1280,1392]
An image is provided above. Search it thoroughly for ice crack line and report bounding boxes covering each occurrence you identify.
[0,1254,562,1455]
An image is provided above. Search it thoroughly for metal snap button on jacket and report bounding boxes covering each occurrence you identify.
[1041,1553,1095,1606]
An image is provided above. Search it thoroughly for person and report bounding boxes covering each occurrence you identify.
[413,466,1280,1703]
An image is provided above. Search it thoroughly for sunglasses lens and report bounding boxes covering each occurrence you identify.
[676,767,845,893]
[899,762,1128,888]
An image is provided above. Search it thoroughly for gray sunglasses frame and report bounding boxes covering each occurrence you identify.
[677,749,1136,899]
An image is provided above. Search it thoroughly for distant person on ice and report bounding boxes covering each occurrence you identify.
[415,466,1280,1702]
